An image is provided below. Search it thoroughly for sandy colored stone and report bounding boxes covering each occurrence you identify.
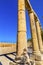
[36,20,43,52]
[29,12,40,55]
[18,0,25,10]
[0,0,43,65]
[17,0,27,56]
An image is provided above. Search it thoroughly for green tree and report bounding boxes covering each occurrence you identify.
[27,38,32,42]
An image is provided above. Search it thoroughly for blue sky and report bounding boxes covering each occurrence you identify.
[0,0,43,43]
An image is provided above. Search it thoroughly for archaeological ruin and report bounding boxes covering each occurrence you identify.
[0,0,43,65]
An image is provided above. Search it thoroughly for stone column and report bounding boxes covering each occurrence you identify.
[35,19,43,53]
[29,11,40,55]
[17,0,27,56]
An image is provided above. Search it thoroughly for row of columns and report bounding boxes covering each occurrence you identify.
[35,19,43,53]
[29,11,40,55]
[28,10,43,55]
[17,0,43,56]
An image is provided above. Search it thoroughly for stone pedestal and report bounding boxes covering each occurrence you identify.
[35,20,43,53]
[35,61,42,65]
[9,49,31,65]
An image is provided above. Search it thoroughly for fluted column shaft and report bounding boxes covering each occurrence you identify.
[17,0,27,56]
[36,20,43,52]
[29,11,40,55]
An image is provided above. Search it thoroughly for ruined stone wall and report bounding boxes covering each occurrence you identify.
[0,41,43,55]
[0,43,16,55]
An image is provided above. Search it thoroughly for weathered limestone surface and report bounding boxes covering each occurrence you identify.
[29,11,40,55]
[17,0,27,56]
[35,61,43,65]
[0,0,43,65]
[35,20,43,53]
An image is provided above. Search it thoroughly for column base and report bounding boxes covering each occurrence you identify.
[9,50,31,65]
[40,48,43,53]
[32,51,42,61]
[14,54,30,64]
[33,51,43,61]
[33,51,41,55]
[35,61,42,65]
[9,55,31,65]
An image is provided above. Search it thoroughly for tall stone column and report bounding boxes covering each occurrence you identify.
[35,19,43,53]
[29,11,40,55]
[17,0,27,56]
